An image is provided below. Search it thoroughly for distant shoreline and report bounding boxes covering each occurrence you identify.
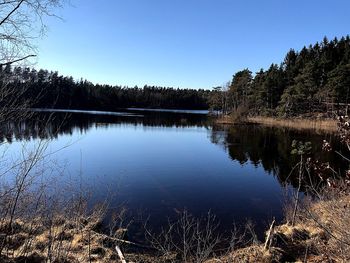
[126,107,209,114]
[30,107,209,116]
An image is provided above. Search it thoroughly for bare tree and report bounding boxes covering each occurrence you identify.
[0,1,69,261]
[0,0,64,67]
[0,0,65,124]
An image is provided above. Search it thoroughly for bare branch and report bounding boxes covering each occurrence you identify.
[0,54,35,66]
[0,0,25,26]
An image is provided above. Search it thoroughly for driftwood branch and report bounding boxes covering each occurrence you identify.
[92,231,154,249]
[264,218,275,251]
[115,245,127,263]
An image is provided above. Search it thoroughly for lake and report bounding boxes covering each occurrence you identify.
[0,109,346,241]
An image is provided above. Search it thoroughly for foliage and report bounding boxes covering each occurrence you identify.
[291,141,312,156]
[0,66,211,111]
[209,35,350,117]
[3,35,350,114]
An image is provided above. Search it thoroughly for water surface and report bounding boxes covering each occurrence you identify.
[1,110,346,240]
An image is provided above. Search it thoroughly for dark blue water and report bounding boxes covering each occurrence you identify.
[1,110,345,240]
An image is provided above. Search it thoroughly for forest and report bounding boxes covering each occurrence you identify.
[0,67,210,111]
[1,35,349,116]
[210,35,350,117]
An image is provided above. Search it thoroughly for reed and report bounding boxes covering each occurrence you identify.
[214,115,236,124]
[247,116,337,132]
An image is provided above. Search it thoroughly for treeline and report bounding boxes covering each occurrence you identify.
[1,35,349,115]
[209,35,350,117]
[0,67,210,111]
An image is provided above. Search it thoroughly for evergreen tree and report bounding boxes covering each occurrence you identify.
[229,69,252,111]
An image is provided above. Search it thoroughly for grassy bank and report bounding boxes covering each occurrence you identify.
[209,186,350,262]
[248,116,338,132]
[1,187,349,262]
[214,115,338,132]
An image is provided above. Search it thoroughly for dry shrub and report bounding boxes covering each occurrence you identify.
[299,188,350,262]
[144,210,221,263]
[230,105,250,123]
[272,183,350,262]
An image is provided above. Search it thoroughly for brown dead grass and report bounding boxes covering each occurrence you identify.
[214,115,337,132]
[206,189,350,263]
[215,115,237,125]
[248,116,337,132]
[2,190,349,262]
[205,245,288,263]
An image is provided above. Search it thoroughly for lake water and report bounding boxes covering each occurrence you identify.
[1,109,346,241]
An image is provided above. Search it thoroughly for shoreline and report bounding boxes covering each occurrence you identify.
[214,115,338,132]
[2,189,347,262]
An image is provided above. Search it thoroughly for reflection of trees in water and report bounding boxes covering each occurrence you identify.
[210,124,348,189]
[0,111,209,143]
[3,113,347,190]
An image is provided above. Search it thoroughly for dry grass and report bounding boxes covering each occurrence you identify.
[247,116,337,132]
[297,191,350,262]
[214,115,237,125]
[205,245,283,263]
[0,217,121,262]
[205,186,350,263]
[274,188,350,262]
[1,192,349,262]
[214,115,337,132]
[0,212,176,263]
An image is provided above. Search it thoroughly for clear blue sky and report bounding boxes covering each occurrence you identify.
[36,0,350,89]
